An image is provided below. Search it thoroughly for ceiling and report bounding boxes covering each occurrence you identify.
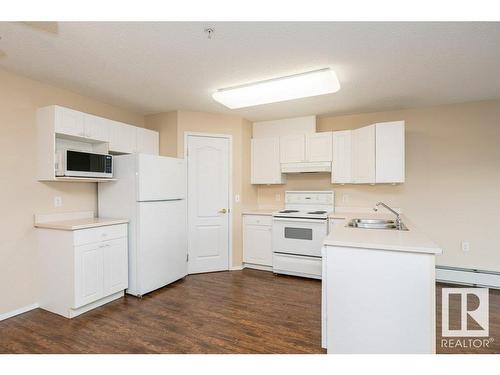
[1,22,500,121]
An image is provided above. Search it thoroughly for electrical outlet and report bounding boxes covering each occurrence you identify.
[461,241,470,252]
[54,196,63,208]
[275,193,281,202]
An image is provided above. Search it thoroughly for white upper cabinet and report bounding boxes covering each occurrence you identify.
[83,113,109,141]
[54,106,86,137]
[333,121,405,184]
[375,121,405,183]
[280,134,306,163]
[352,124,376,183]
[331,130,352,184]
[136,127,159,155]
[108,120,137,154]
[306,132,333,162]
[251,137,285,184]
[280,133,333,164]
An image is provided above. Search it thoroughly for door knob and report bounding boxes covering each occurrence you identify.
[218,208,227,214]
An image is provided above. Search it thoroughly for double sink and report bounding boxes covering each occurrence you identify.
[347,218,409,231]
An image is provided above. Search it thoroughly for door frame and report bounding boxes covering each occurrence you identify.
[184,132,233,272]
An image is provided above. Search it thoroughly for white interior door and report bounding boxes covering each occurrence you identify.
[187,135,230,274]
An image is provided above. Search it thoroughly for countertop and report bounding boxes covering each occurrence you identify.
[34,217,129,231]
[324,211,442,255]
[241,208,276,216]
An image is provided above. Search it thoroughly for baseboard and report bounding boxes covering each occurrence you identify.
[242,263,273,272]
[230,265,244,271]
[437,266,500,289]
[0,303,39,322]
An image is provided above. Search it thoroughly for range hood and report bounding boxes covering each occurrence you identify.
[281,161,332,173]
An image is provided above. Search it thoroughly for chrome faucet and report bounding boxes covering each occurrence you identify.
[373,202,402,229]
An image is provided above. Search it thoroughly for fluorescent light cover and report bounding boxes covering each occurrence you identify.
[212,68,340,109]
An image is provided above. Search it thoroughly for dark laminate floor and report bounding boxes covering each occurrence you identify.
[1,269,499,354]
[0,269,323,354]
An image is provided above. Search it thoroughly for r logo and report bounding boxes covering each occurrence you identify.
[442,288,489,337]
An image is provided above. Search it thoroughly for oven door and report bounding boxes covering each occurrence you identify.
[272,217,328,257]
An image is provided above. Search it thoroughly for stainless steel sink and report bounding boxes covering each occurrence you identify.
[347,218,409,231]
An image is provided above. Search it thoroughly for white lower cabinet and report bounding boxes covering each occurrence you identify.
[38,224,128,318]
[243,215,273,267]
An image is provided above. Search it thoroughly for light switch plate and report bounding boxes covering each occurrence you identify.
[461,241,470,252]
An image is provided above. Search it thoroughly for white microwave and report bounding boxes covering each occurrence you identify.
[55,150,113,178]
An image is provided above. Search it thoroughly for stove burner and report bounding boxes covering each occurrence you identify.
[308,210,327,214]
[279,210,299,213]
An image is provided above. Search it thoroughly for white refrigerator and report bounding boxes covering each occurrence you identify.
[98,153,187,297]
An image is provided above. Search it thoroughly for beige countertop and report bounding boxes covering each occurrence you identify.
[241,208,277,216]
[34,211,129,231]
[324,211,442,255]
[35,217,129,231]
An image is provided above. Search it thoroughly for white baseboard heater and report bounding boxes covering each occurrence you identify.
[436,266,500,289]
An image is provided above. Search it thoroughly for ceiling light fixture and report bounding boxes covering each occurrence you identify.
[212,68,340,109]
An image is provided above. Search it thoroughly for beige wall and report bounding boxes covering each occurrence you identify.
[0,68,144,315]
[145,111,178,156]
[146,110,258,267]
[257,100,500,272]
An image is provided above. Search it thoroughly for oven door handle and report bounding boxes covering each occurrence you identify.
[273,217,328,224]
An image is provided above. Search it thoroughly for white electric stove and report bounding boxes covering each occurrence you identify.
[272,191,334,279]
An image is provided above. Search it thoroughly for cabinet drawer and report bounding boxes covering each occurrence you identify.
[73,224,127,246]
[273,253,322,279]
[243,215,272,226]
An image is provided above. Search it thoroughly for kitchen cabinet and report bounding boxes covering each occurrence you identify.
[136,127,160,155]
[84,113,109,141]
[37,223,128,318]
[375,121,405,183]
[280,133,333,164]
[280,134,305,163]
[331,130,352,183]
[251,137,286,184]
[352,124,376,183]
[108,120,137,154]
[54,106,109,141]
[74,242,104,308]
[332,122,405,184]
[54,106,86,137]
[37,105,159,181]
[306,132,333,162]
[243,215,273,267]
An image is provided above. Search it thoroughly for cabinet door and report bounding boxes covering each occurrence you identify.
[136,128,159,155]
[306,132,333,162]
[352,124,376,183]
[375,121,405,183]
[84,114,109,142]
[243,223,273,266]
[108,120,137,154]
[55,106,85,137]
[332,130,352,183]
[74,243,104,308]
[251,137,285,184]
[280,134,305,163]
[103,237,128,296]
